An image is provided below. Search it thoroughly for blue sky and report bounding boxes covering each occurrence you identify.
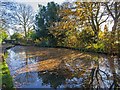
[2,0,73,11]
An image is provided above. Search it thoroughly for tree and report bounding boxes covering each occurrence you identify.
[74,2,109,43]
[35,5,48,38]
[105,2,120,54]
[48,2,78,46]
[0,2,34,38]
[105,2,120,32]
[35,2,60,46]
[14,4,34,38]
[49,2,109,46]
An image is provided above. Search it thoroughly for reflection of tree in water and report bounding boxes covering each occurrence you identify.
[108,56,120,89]
[37,69,69,89]
[37,56,95,88]
[15,72,38,87]
[87,55,120,89]
[14,48,38,87]
[36,58,97,89]
[37,59,85,89]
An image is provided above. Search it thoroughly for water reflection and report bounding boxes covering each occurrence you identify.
[6,46,120,89]
[107,56,120,89]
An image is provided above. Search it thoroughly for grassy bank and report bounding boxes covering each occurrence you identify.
[0,61,14,89]
[0,44,14,90]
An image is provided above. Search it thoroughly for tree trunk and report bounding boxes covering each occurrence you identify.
[24,26,27,38]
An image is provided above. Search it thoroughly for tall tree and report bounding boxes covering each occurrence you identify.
[48,2,78,46]
[50,2,109,44]
[74,2,109,43]
[35,2,60,46]
[14,4,34,38]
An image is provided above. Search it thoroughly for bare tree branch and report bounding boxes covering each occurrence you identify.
[105,3,115,20]
[99,15,109,25]
[14,4,34,37]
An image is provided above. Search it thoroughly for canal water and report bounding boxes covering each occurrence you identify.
[6,46,120,89]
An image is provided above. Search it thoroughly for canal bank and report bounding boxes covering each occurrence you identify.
[0,44,14,90]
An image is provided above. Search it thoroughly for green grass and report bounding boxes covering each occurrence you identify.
[0,61,14,90]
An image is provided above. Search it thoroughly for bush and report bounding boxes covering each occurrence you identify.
[0,28,8,43]
[29,31,38,40]
[11,33,23,41]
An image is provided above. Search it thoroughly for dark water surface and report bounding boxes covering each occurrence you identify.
[6,46,120,89]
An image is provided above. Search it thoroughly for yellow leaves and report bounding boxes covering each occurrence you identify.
[70,36,77,42]
[74,2,97,18]
[66,35,78,47]
[98,30,104,40]
[76,8,83,13]
[74,1,81,5]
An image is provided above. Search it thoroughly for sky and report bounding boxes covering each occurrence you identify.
[2,0,73,11]
[17,0,67,11]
